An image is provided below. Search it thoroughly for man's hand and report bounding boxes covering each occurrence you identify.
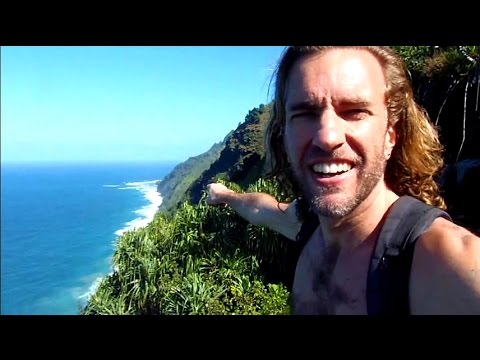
[206,182,301,240]
[206,183,235,206]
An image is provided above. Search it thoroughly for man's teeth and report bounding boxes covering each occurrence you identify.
[312,163,352,174]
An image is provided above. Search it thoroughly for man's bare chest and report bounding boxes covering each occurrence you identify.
[292,229,374,315]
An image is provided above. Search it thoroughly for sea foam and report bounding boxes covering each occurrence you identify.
[78,179,163,310]
[114,180,163,237]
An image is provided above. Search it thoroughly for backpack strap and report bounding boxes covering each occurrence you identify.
[295,209,319,249]
[367,196,452,315]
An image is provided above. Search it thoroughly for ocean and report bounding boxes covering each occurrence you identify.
[1,161,177,315]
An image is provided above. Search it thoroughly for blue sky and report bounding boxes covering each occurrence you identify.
[1,46,286,163]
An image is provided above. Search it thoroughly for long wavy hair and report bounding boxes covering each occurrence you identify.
[265,46,446,216]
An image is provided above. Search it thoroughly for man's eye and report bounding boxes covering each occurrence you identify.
[291,112,316,120]
[343,109,369,119]
[348,109,366,114]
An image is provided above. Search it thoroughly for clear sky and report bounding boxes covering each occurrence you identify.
[1,46,286,164]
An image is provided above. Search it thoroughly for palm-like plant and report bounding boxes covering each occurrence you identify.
[82,176,292,315]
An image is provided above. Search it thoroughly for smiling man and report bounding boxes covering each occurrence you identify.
[207,46,480,315]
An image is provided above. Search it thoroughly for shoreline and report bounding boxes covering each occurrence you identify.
[78,179,163,312]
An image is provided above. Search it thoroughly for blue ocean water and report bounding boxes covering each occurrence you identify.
[1,161,177,315]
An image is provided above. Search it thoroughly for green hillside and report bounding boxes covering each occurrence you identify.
[157,140,226,213]
[185,103,273,205]
[82,178,297,315]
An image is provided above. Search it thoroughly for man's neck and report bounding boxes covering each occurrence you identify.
[318,184,399,250]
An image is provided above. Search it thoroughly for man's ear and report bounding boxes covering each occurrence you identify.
[385,123,397,159]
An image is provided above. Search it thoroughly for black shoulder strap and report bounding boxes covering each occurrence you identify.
[367,196,452,315]
[295,209,319,249]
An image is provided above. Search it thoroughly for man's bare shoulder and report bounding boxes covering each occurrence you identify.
[419,217,480,257]
[410,217,480,314]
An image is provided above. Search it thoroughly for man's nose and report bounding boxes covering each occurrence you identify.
[311,109,345,152]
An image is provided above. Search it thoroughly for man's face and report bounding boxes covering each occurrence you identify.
[284,48,396,218]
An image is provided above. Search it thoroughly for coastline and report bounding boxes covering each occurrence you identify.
[78,179,164,312]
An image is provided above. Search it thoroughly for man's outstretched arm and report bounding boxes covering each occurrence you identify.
[206,183,302,241]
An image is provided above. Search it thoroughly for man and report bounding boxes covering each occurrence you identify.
[207,46,480,315]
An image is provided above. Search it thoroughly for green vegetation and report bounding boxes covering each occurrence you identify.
[158,141,225,213]
[394,46,479,164]
[82,178,294,315]
[185,103,273,206]
[394,46,479,80]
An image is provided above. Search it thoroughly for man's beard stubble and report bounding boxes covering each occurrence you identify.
[293,149,389,219]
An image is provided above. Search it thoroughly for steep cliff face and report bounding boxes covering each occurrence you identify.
[417,76,480,164]
[157,141,225,212]
[422,75,480,233]
[392,46,479,232]
[186,103,272,205]
[409,48,480,233]
[399,46,480,163]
